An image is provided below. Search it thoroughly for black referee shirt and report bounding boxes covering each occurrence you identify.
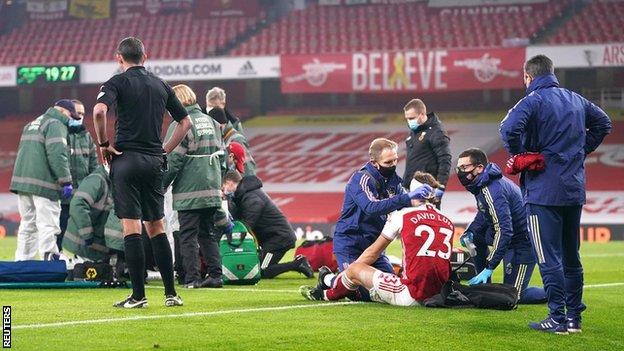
[96,66,187,155]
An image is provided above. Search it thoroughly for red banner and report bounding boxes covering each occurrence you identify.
[280,48,525,94]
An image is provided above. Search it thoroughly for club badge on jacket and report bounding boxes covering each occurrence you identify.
[418,131,426,142]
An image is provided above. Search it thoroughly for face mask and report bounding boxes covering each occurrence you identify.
[457,169,480,188]
[68,118,83,127]
[407,119,421,131]
[377,165,396,178]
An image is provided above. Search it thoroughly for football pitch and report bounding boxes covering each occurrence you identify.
[1,236,623,351]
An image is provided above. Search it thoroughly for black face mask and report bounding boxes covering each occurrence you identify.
[457,169,479,187]
[378,165,396,178]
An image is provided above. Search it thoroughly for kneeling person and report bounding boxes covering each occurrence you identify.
[456,148,546,304]
[301,173,452,306]
[63,165,123,261]
[222,171,313,279]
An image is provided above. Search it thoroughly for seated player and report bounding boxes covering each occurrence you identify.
[300,172,453,306]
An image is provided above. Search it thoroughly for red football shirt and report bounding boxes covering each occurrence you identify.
[381,204,454,301]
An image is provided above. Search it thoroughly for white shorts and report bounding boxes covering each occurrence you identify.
[369,271,420,307]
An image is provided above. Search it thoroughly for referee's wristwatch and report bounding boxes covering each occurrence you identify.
[99,140,110,148]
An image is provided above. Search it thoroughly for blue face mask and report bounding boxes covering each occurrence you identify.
[407,119,420,131]
[68,118,83,127]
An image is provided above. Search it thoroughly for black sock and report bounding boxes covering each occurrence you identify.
[151,233,177,297]
[261,261,300,279]
[124,233,145,300]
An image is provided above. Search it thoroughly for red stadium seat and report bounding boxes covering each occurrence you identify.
[0,12,264,64]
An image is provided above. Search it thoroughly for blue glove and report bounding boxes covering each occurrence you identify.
[468,268,493,285]
[459,231,474,248]
[223,221,234,235]
[62,184,73,199]
[408,184,433,200]
[434,188,444,200]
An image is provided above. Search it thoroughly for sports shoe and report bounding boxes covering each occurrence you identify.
[183,280,202,289]
[200,276,223,288]
[165,295,183,307]
[317,266,334,290]
[300,285,324,301]
[113,295,148,308]
[566,318,582,333]
[295,255,315,278]
[528,317,568,335]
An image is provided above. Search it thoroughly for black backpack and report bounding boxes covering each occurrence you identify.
[424,280,518,310]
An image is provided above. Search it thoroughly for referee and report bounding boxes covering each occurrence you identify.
[93,37,192,308]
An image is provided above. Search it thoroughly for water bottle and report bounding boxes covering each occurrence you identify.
[460,231,477,257]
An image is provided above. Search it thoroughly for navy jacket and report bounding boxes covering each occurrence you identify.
[333,162,410,254]
[466,163,535,269]
[500,74,612,206]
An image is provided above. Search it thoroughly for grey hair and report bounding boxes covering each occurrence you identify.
[206,87,226,103]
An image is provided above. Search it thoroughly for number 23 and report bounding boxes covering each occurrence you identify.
[414,225,452,259]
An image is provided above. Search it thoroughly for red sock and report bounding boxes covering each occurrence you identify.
[325,274,357,301]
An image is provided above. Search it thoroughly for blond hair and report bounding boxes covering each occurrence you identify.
[369,138,398,161]
[172,84,196,107]
[403,98,426,114]
[206,87,226,104]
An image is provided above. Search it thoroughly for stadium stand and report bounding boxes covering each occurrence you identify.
[0,13,262,64]
[547,0,624,44]
[231,1,568,55]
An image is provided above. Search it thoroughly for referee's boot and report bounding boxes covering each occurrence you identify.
[165,295,184,307]
[114,295,148,308]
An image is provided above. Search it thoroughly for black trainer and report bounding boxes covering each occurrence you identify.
[183,280,202,289]
[113,295,148,308]
[317,266,334,290]
[295,255,315,278]
[200,276,223,288]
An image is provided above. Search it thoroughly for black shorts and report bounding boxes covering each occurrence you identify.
[110,151,165,221]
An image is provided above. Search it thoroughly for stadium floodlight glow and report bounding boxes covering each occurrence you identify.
[16,65,80,85]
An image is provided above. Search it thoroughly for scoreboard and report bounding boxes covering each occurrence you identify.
[16,65,80,85]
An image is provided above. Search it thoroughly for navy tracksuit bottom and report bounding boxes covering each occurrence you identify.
[473,236,546,304]
[526,204,586,323]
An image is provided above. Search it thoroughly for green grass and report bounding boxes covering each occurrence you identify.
[0,236,622,351]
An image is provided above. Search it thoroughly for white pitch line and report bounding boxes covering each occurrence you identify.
[13,301,360,330]
[582,253,624,258]
[584,282,624,288]
[146,282,624,293]
[145,286,297,293]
